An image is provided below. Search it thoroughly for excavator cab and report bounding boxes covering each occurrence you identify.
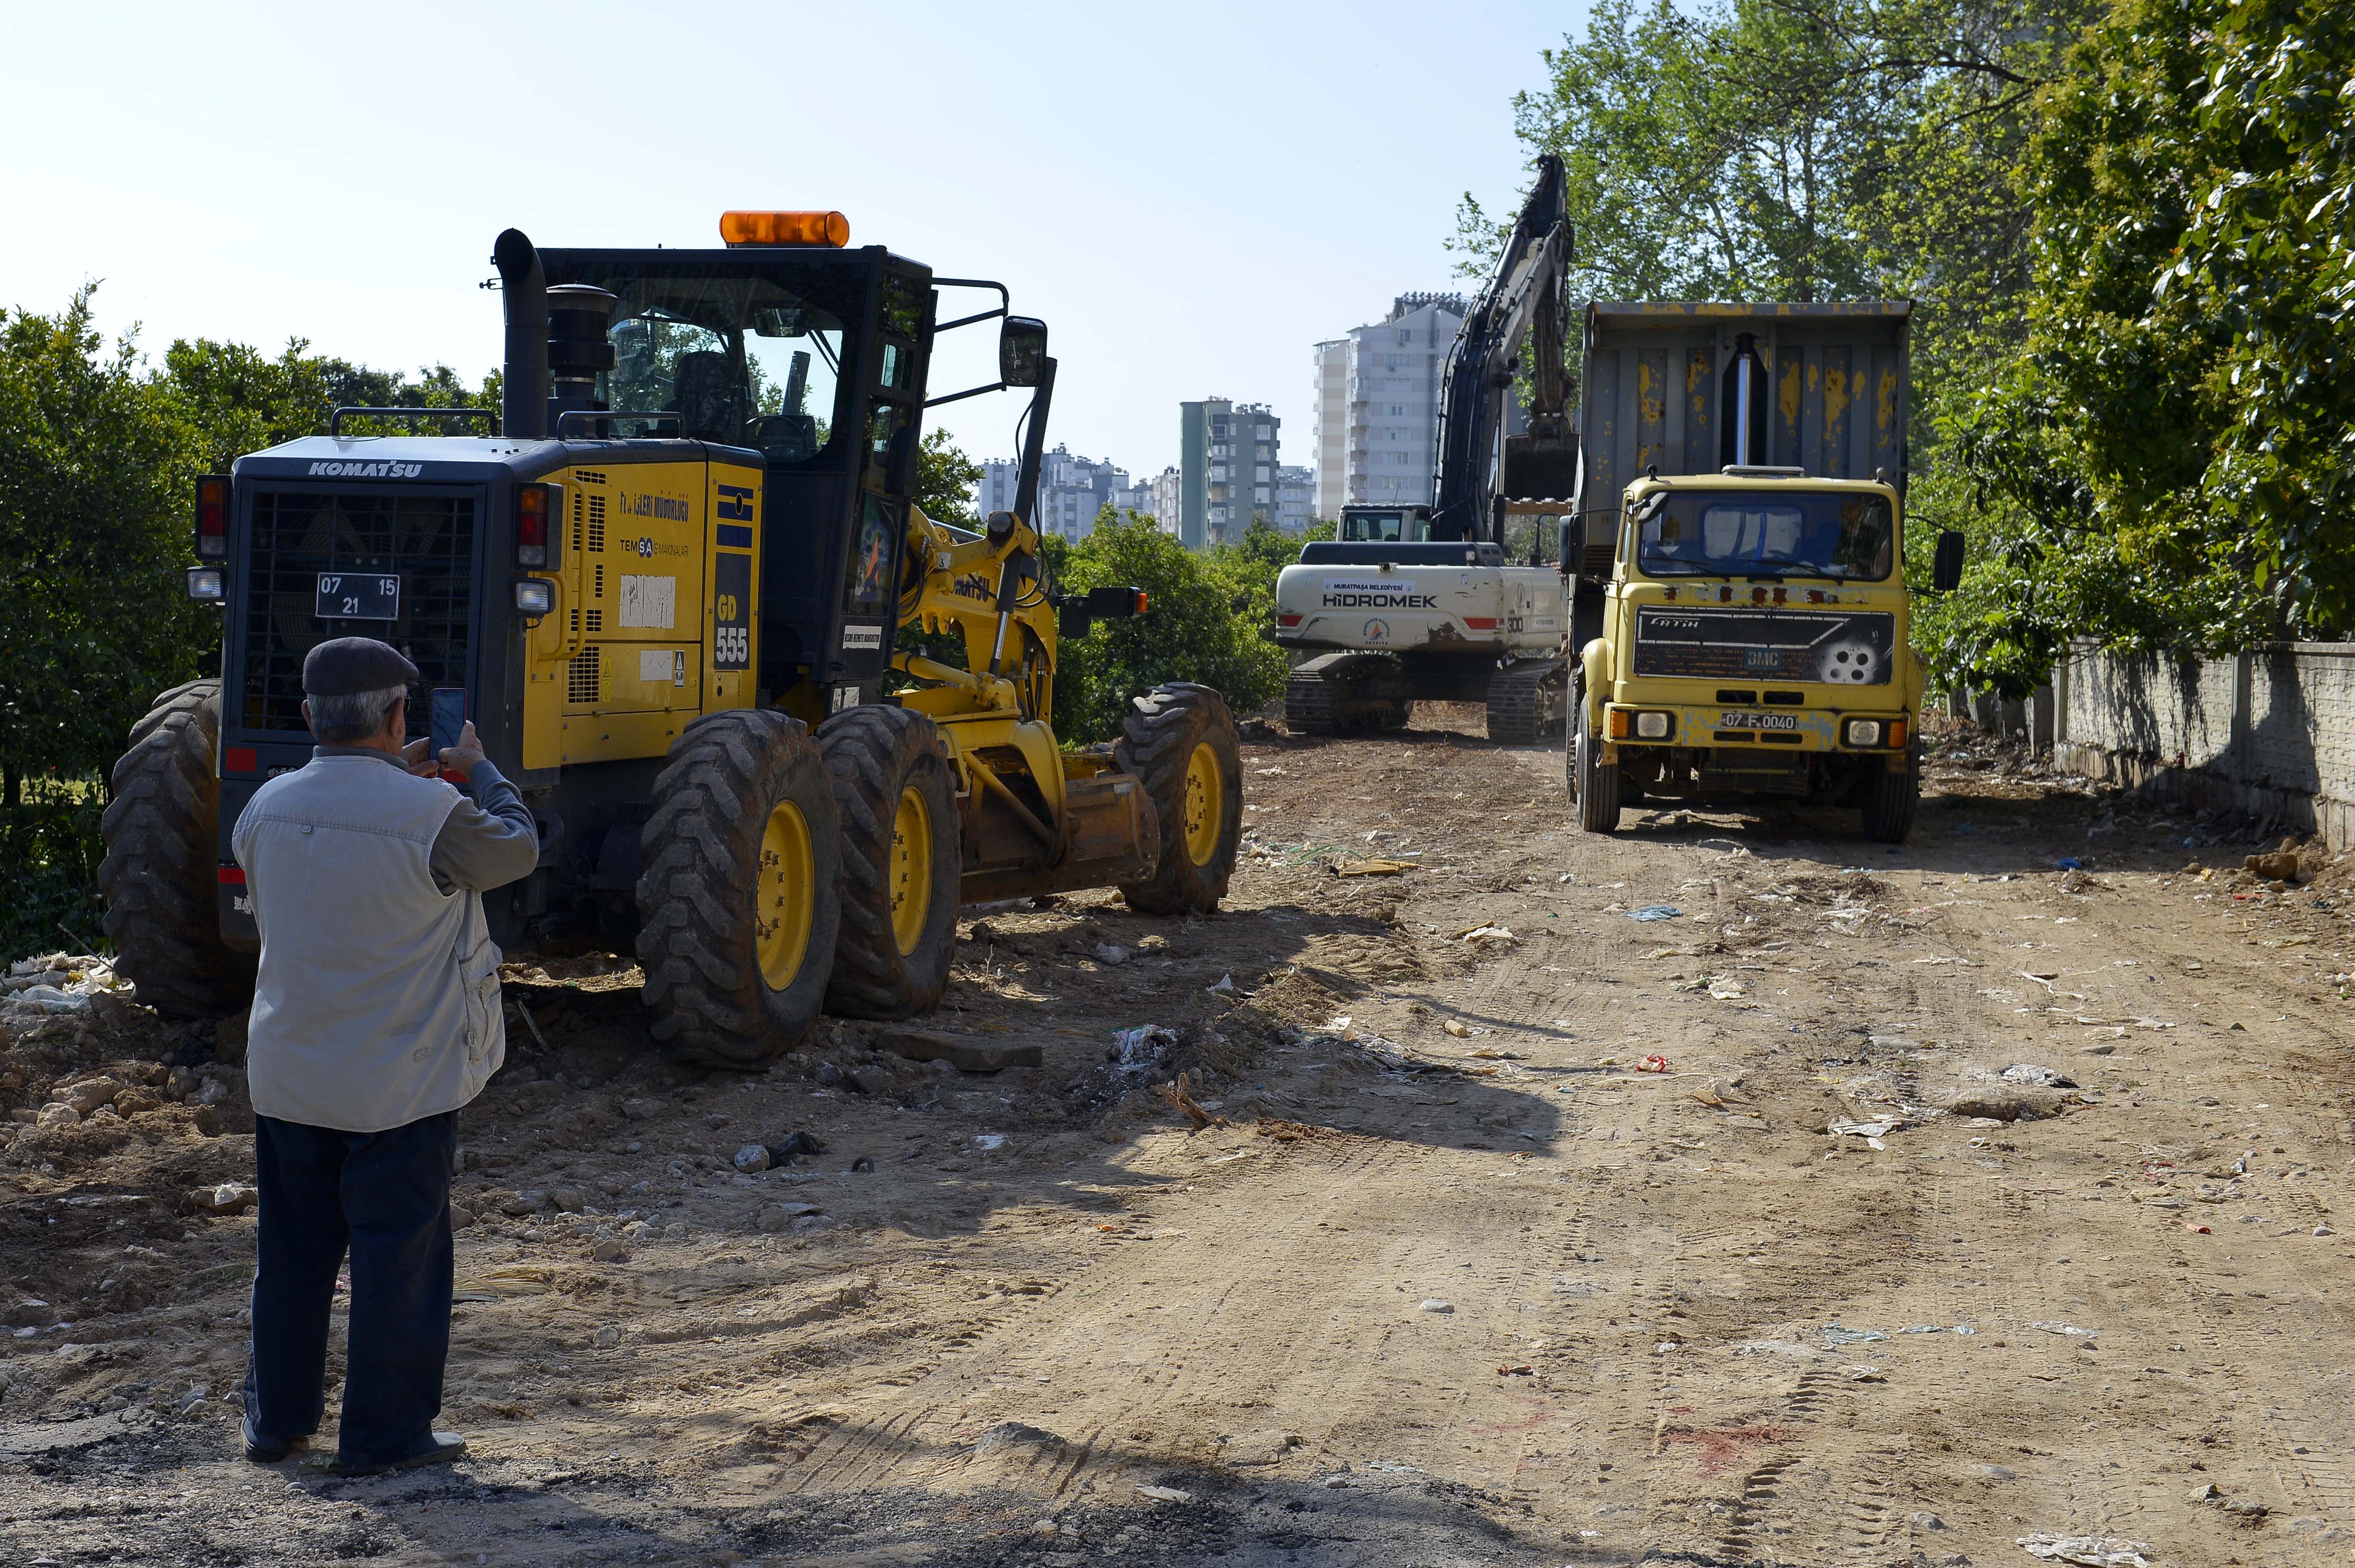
[1337,505,1433,543]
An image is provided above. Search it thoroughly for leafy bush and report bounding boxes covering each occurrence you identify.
[1051,512,1292,743]
[0,787,107,961]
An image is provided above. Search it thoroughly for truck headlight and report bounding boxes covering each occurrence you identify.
[1844,718,1883,748]
[186,567,225,602]
[1634,711,1672,740]
[514,578,554,619]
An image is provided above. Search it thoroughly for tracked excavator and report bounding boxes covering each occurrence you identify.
[1275,154,1581,743]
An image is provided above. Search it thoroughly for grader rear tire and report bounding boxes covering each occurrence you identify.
[817,705,960,1020]
[1115,683,1243,916]
[636,709,841,1068]
[97,679,255,1019]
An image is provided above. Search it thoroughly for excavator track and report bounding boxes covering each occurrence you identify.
[1484,657,1567,746]
[1285,652,1412,736]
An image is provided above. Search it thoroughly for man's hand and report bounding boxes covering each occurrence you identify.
[439,721,487,779]
[401,736,437,777]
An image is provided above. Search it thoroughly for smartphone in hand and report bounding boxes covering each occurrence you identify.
[429,688,467,783]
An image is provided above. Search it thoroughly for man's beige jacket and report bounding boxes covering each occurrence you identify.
[232,755,505,1132]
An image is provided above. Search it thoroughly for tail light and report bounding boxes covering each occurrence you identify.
[516,483,556,567]
[194,476,229,558]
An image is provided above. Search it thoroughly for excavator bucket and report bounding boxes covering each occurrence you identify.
[1502,431,1581,504]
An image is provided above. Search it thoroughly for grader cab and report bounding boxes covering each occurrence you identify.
[99,213,1244,1065]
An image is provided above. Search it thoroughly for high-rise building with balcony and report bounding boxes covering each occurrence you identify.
[1312,293,1468,515]
[1179,397,1280,550]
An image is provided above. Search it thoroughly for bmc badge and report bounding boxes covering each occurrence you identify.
[1363,619,1391,644]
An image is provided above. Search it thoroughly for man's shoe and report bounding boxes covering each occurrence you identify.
[241,1416,308,1465]
[316,1431,467,1477]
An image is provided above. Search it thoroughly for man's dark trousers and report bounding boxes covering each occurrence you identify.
[241,1110,457,1465]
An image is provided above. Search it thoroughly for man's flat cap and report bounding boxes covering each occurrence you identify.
[302,637,420,697]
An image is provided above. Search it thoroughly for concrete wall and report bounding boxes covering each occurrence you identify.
[2051,640,2355,848]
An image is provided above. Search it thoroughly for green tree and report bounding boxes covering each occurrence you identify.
[1052,511,1289,743]
[913,426,983,528]
[0,290,210,803]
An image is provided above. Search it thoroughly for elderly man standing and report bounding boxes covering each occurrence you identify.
[230,637,538,1474]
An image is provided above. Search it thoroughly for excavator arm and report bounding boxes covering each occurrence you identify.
[1430,154,1577,541]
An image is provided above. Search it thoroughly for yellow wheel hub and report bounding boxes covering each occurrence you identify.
[888,784,933,957]
[755,800,816,991]
[1181,742,1222,866]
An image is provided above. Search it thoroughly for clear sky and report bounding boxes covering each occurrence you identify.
[3,2,1582,481]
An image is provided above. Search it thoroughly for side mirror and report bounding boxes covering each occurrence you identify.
[1932,529,1965,593]
[1557,516,1583,573]
[1000,317,1049,388]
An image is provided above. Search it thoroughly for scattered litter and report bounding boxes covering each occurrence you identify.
[1459,925,1518,944]
[1206,973,1236,995]
[1442,1019,1471,1038]
[1820,1322,1888,1346]
[1636,1055,1671,1073]
[2055,857,2084,871]
[2177,1220,2212,1234]
[974,1135,1008,1151]
[1845,1364,1886,1382]
[1361,1459,1424,1474]
[1495,1363,1533,1377]
[2001,1064,2075,1087]
[1135,1484,1194,1504]
[1732,1339,1820,1359]
[2028,1320,2098,1339]
[1418,1299,1454,1313]
[2016,1535,2151,1567]
[1469,1048,1524,1060]
[1900,1324,1977,1335]
[1109,1025,1178,1076]
[1627,906,1684,922]
[1333,859,1416,878]
[1827,1119,1898,1150]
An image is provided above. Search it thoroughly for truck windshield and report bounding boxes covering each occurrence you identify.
[1636,490,1893,580]
[547,258,866,469]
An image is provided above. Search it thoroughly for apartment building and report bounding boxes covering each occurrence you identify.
[1276,465,1315,533]
[1311,293,1468,514]
[1179,397,1279,550]
[973,446,1129,542]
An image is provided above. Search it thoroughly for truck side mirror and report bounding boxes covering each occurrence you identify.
[1557,516,1583,574]
[1000,317,1049,388]
[1932,529,1965,593]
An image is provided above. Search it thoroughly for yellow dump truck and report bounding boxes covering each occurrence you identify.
[1561,302,1963,841]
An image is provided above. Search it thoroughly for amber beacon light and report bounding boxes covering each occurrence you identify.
[720,210,851,247]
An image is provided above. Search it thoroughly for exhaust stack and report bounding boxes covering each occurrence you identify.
[492,229,548,440]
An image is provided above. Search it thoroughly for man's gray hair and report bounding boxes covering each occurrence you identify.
[309,684,407,745]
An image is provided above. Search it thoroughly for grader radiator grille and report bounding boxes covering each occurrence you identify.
[238,489,476,732]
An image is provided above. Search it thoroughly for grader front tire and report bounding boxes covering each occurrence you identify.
[817,705,960,1020]
[1116,683,1243,916]
[636,710,841,1068]
[97,679,256,1020]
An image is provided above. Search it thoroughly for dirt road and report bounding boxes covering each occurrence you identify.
[5,707,2353,1567]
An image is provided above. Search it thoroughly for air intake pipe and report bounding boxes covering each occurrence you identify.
[492,229,548,440]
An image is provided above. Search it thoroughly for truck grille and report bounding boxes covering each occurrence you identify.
[238,490,477,732]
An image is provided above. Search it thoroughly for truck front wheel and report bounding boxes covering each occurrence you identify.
[1862,745,1920,844]
[1570,674,1620,834]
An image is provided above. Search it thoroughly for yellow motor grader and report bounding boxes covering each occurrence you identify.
[98,213,1245,1067]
